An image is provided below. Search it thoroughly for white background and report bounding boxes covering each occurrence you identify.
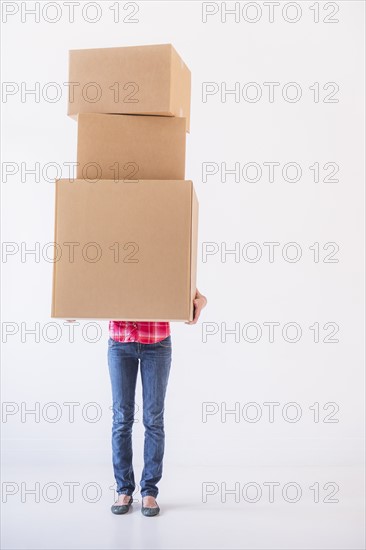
[1,1,365,549]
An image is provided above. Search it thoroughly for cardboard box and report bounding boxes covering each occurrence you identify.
[77,113,186,181]
[51,179,198,321]
[68,44,191,132]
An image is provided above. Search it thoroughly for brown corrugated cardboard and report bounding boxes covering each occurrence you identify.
[51,179,198,321]
[68,44,191,132]
[76,113,186,181]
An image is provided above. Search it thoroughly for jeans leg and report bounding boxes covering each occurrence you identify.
[139,336,172,498]
[107,338,139,496]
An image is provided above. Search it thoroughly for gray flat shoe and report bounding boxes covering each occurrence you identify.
[111,495,133,515]
[141,499,160,517]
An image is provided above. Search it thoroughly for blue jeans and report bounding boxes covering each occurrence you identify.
[107,335,172,498]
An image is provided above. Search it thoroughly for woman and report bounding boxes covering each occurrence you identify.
[108,288,207,516]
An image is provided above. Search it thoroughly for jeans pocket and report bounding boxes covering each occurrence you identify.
[158,336,171,348]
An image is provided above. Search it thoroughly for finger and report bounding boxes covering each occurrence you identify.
[187,310,197,324]
[192,308,200,323]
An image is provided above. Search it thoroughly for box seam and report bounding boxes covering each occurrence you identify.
[51,180,59,317]
[189,181,193,321]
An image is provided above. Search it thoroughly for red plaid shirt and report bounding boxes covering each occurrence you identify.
[109,321,170,344]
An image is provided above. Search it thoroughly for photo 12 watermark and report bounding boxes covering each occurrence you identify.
[1,1,140,24]
[201,2,340,24]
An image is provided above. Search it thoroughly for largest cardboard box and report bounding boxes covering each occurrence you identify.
[51,179,198,321]
[77,113,186,181]
[68,44,191,132]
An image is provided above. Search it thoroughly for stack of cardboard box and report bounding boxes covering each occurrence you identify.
[51,44,198,322]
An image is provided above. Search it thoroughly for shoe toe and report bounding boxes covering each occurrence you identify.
[141,505,160,517]
[111,497,132,514]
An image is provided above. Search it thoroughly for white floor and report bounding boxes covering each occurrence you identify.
[1,460,364,550]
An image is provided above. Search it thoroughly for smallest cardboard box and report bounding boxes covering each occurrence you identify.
[68,44,191,132]
[77,113,186,181]
[51,179,198,321]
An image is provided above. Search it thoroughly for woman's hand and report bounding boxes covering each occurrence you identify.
[185,288,207,325]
